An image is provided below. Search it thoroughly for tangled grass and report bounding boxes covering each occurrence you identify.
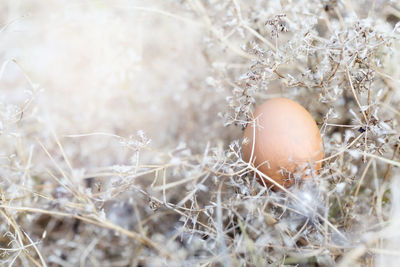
[1,0,400,266]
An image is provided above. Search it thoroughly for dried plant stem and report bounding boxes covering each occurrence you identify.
[362,152,400,168]
[383,144,400,181]
[354,158,373,197]
[317,133,364,163]
[345,66,369,123]
[0,205,172,259]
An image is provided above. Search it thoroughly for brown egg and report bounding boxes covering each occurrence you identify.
[242,98,324,188]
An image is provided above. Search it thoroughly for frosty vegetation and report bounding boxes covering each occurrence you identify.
[1,0,400,266]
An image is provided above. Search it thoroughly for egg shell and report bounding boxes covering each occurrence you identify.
[242,98,324,189]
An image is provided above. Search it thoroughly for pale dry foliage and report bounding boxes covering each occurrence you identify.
[1,0,400,266]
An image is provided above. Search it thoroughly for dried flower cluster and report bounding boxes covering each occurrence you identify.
[1,0,400,266]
